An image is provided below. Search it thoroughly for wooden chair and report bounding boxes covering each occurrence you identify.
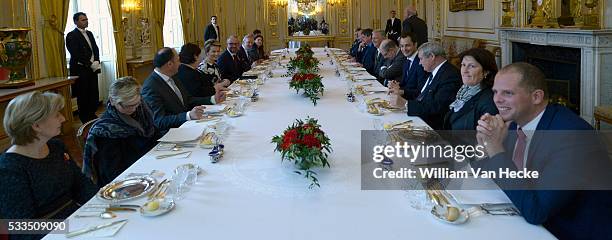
[76,118,98,151]
[594,105,612,130]
[76,118,99,185]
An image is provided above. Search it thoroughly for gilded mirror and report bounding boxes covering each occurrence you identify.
[287,0,329,36]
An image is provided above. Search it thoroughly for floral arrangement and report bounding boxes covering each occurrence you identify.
[296,44,314,56]
[287,54,320,74]
[287,44,319,74]
[271,118,332,188]
[290,72,324,106]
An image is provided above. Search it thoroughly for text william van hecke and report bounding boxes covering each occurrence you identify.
[372,167,539,179]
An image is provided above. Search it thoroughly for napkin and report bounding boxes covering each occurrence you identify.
[203,104,227,114]
[158,127,204,142]
[67,220,128,238]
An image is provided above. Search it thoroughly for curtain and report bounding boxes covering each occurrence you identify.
[41,1,70,77]
[151,0,166,49]
[108,0,128,77]
[178,0,191,43]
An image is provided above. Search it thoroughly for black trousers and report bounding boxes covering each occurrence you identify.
[70,65,99,123]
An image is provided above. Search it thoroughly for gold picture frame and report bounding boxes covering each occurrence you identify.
[449,0,484,12]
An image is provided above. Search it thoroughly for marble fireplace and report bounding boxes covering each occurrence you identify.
[499,28,612,123]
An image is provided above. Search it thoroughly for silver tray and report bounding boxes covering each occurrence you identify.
[98,176,157,202]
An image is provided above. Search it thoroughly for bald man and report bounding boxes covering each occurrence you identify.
[217,35,251,81]
[402,6,428,47]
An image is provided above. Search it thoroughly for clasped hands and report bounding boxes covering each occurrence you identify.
[476,113,512,158]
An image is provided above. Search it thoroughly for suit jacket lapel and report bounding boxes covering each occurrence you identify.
[421,62,446,96]
[154,72,184,107]
[525,105,554,169]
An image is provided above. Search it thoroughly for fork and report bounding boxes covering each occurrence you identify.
[479,206,520,216]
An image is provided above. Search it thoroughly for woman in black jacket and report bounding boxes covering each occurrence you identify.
[1,92,97,239]
[175,42,218,99]
[443,48,499,131]
[83,77,160,187]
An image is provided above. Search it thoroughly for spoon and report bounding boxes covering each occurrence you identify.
[75,211,117,219]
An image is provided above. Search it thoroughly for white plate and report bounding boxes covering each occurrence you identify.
[139,199,176,217]
[203,104,227,114]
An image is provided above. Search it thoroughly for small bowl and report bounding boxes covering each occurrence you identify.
[430,205,469,224]
[140,198,176,217]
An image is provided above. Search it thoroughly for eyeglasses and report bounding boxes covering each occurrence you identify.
[119,99,141,109]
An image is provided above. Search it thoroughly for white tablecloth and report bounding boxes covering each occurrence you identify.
[44,48,554,240]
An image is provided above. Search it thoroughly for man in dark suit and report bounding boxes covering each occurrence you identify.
[66,12,101,123]
[217,35,251,82]
[406,42,461,130]
[385,10,401,44]
[372,30,387,81]
[377,39,405,86]
[141,47,225,132]
[349,28,361,57]
[402,6,428,47]
[474,62,612,239]
[356,29,376,76]
[204,16,220,42]
[389,32,426,100]
[241,34,261,66]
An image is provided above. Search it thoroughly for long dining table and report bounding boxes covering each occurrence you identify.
[44,48,554,239]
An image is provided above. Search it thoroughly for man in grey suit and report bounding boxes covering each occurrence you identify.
[141,47,225,132]
[402,6,428,47]
[378,39,405,86]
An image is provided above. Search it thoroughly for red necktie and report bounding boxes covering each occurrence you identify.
[232,55,239,67]
[512,128,527,169]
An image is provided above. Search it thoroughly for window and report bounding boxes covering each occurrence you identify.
[163,0,184,49]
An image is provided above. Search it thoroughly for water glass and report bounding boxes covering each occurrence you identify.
[167,167,189,201]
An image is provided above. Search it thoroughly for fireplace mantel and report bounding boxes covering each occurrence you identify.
[499,28,612,122]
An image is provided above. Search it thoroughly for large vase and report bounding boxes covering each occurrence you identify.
[0,28,32,81]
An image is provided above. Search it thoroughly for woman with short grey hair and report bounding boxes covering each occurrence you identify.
[83,76,160,187]
[0,91,97,230]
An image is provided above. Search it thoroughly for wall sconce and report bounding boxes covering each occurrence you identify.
[327,0,342,7]
[273,0,288,8]
[122,0,143,12]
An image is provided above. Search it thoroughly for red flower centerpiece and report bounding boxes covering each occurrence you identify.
[290,72,324,106]
[287,45,320,74]
[271,117,332,188]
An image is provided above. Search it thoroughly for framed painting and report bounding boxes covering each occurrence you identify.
[450,0,484,12]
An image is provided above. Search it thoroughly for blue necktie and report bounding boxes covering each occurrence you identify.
[400,59,412,88]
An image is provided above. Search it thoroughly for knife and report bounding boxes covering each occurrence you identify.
[66,219,128,238]
[79,206,140,212]
[155,151,192,159]
[85,204,141,209]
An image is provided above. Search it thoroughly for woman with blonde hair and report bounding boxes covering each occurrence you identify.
[0,91,97,224]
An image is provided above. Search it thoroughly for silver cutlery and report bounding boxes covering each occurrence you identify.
[84,204,140,209]
[147,179,168,199]
[75,211,116,219]
[155,151,192,159]
[65,219,128,238]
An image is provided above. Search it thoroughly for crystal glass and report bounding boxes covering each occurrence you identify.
[167,167,189,201]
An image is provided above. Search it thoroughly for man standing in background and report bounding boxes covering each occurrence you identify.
[385,10,401,44]
[66,12,101,123]
[402,6,428,47]
[204,16,220,42]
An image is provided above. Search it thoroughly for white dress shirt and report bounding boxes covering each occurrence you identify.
[420,60,446,93]
[515,109,545,168]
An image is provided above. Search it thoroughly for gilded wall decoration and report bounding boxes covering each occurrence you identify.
[449,0,484,12]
